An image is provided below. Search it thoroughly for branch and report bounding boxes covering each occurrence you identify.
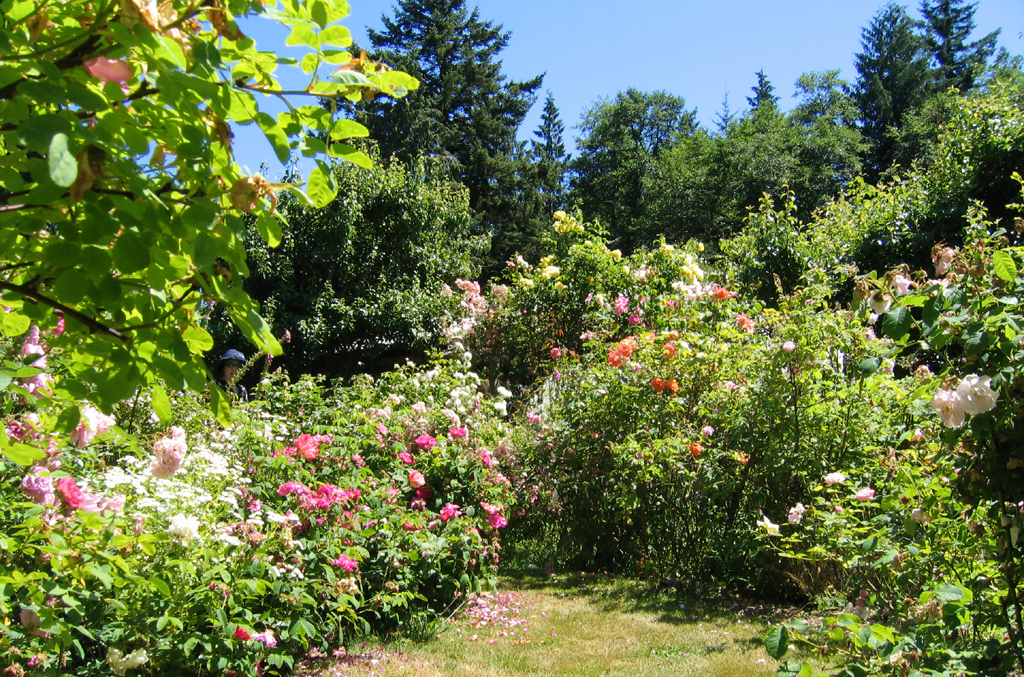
[0,281,130,343]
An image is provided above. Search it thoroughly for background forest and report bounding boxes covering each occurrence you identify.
[209,0,1023,380]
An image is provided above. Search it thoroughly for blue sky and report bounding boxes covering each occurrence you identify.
[235,0,1024,176]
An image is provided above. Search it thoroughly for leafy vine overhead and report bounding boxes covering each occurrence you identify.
[0,0,416,421]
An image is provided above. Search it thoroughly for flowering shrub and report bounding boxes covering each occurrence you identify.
[0,345,511,676]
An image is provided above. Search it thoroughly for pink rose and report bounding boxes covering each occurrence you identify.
[782,341,796,353]
[550,347,562,359]
[332,555,358,572]
[413,434,436,449]
[398,451,414,465]
[70,406,115,448]
[449,426,467,438]
[56,477,83,509]
[855,487,875,502]
[21,469,54,506]
[439,503,460,521]
[408,470,426,489]
[486,512,508,529]
[252,630,277,647]
[233,627,251,641]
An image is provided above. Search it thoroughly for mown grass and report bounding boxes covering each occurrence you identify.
[296,572,813,677]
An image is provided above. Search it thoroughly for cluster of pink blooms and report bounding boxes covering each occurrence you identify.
[736,313,755,333]
[70,405,116,448]
[480,502,508,529]
[478,448,497,468]
[449,426,468,438]
[272,433,333,460]
[332,554,359,572]
[22,471,124,514]
[413,434,436,449]
[150,426,187,479]
[440,503,461,521]
[277,481,361,511]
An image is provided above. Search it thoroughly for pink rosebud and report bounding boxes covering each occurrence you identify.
[84,58,133,83]
[398,451,414,465]
[51,315,65,336]
[550,347,562,359]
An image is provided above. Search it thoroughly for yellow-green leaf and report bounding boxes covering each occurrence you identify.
[48,133,78,187]
[182,326,214,355]
[151,385,173,425]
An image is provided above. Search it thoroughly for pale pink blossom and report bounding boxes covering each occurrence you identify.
[823,472,846,486]
[70,406,115,447]
[892,275,912,295]
[855,487,875,502]
[701,425,714,437]
[736,313,755,333]
[251,630,277,648]
[955,374,999,416]
[613,295,629,316]
[21,469,55,506]
[930,389,965,428]
[150,426,187,478]
[787,503,806,524]
[934,247,955,276]
[868,292,891,315]
[782,341,796,353]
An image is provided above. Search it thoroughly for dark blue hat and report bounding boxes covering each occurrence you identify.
[215,349,246,376]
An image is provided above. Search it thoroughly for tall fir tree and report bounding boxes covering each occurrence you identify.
[919,0,999,93]
[530,92,569,218]
[853,2,935,179]
[354,0,543,273]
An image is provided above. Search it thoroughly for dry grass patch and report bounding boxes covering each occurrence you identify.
[297,573,801,677]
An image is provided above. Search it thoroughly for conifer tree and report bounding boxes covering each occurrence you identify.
[530,92,569,217]
[853,2,935,179]
[920,0,999,93]
[354,0,542,272]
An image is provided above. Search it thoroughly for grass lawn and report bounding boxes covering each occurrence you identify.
[296,572,809,677]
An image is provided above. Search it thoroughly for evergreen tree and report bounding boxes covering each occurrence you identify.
[920,0,999,92]
[355,0,543,272]
[853,2,935,179]
[529,92,569,223]
[747,70,780,111]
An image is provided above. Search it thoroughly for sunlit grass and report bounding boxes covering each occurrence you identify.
[298,572,803,677]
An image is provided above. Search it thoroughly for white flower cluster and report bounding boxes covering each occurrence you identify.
[930,374,999,428]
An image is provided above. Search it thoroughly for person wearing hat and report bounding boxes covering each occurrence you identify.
[214,349,249,402]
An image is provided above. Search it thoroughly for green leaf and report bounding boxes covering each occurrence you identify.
[285,24,319,49]
[112,230,150,273]
[150,577,172,598]
[209,385,233,427]
[329,118,368,140]
[256,112,291,165]
[881,307,912,341]
[256,211,283,248]
[329,144,371,168]
[857,357,881,376]
[319,25,352,47]
[307,163,337,208]
[776,660,811,677]
[764,624,789,659]
[0,442,47,466]
[182,326,214,355]
[2,312,31,337]
[151,385,173,425]
[48,133,78,188]
[934,585,965,602]
[330,70,371,87]
[992,250,1017,282]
